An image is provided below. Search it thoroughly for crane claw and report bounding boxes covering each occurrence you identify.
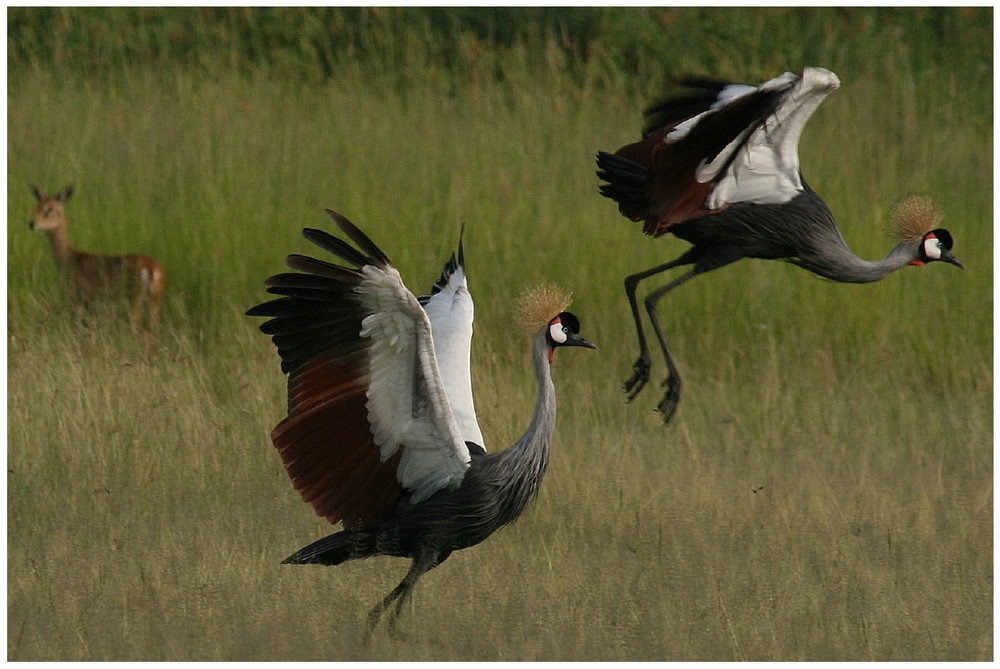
[655,377,681,424]
[622,356,651,401]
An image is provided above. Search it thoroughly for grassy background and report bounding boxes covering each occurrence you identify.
[7,7,992,661]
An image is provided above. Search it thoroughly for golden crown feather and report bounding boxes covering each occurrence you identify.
[892,195,943,243]
[513,283,573,335]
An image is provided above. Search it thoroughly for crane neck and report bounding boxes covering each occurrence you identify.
[496,331,557,506]
[798,240,917,284]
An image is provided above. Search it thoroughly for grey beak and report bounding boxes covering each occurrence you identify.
[942,251,966,270]
[568,333,598,350]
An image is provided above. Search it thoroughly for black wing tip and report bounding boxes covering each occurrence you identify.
[245,303,269,318]
[323,209,357,235]
[323,209,392,268]
[418,225,468,304]
[249,210,391,375]
[457,222,466,269]
[595,153,649,210]
[284,253,364,283]
[596,151,647,175]
[674,75,733,91]
[301,226,339,248]
[640,76,751,137]
[301,226,375,271]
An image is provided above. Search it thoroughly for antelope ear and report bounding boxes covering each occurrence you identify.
[59,185,74,203]
[29,184,44,201]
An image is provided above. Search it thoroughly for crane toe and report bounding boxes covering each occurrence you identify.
[656,378,682,424]
[622,356,652,400]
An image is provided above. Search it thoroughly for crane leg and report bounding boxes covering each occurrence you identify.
[641,269,699,423]
[622,256,692,402]
[364,549,439,640]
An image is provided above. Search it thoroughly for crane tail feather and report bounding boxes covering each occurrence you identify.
[283,529,374,565]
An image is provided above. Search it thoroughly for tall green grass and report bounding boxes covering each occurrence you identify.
[7,7,992,661]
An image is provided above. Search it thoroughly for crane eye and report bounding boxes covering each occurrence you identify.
[548,320,568,344]
[923,236,943,260]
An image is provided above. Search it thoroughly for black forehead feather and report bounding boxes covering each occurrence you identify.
[554,311,581,333]
[930,228,954,250]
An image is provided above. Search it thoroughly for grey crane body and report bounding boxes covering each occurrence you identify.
[285,329,558,568]
[248,211,594,635]
[668,186,919,282]
[597,68,963,423]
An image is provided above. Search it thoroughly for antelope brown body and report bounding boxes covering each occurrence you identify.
[29,184,166,347]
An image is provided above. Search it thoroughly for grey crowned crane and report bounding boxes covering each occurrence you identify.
[247,211,595,635]
[596,67,963,423]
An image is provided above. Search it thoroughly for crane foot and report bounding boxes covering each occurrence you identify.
[363,610,407,643]
[622,356,651,401]
[655,379,681,424]
[363,609,383,643]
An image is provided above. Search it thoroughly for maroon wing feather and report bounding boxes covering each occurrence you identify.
[247,211,403,528]
[270,370,401,528]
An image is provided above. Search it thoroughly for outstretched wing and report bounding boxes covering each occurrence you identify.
[597,67,841,236]
[417,228,486,450]
[247,210,471,528]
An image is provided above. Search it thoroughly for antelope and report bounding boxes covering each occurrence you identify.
[28,184,166,348]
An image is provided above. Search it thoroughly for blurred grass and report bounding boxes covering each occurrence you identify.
[7,6,992,661]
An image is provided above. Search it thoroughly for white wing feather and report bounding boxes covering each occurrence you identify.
[704,67,841,208]
[357,264,471,503]
[420,263,486,450]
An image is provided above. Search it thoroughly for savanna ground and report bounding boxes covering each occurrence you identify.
[7,7,992,661]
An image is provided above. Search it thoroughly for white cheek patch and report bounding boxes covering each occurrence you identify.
[549,320,567,344]
[923,236,943,260]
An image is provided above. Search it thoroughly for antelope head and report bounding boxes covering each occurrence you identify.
[29,184,74,232]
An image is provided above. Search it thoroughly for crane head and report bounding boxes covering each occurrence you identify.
[545,311,597,363]
[892,196,964,270]
[908,228,965,269]
[513,284,596,361]
[546,312,597,350]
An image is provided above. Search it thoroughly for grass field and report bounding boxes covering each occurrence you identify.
[7,7,992,661]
